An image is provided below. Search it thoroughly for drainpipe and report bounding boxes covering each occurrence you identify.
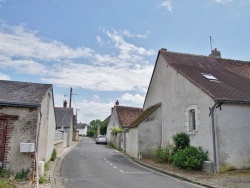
[210,103,218,173]
[36,107,42,188]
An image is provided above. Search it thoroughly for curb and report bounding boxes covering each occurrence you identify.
[133,159,218,188]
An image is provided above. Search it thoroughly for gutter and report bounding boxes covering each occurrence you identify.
[0,101,40,108]
[209,103,218,173]
[36,107,42,188]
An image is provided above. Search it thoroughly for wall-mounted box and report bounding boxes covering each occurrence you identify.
[20,143,35,152]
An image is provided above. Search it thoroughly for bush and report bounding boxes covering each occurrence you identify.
[0,179,11,188]
[50,149,57,161]
[155,146,174,163]
[172,146,208,170]
[15,168,30,180]
[172,132,190,150]
[110,127,123,136]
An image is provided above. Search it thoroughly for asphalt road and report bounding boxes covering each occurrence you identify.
[60,137,204,188]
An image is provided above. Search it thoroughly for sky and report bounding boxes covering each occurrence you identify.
[0,0,250,124]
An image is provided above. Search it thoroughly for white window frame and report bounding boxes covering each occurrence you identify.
[185,105,200,135]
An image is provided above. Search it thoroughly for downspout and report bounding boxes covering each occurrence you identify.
[36,107,42,188]
[210,103,218,173]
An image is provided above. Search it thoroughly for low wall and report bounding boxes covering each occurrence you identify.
[54,140,64,156]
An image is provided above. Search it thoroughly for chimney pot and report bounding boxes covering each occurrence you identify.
[63,100,67,108]
[209,48,221,59]
[115,100,119,106]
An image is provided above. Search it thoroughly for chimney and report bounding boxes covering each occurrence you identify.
[209,48,221,58]
[63,100,67,108]
[115,100,119,106]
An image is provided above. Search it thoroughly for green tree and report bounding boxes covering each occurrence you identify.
[87,119,101,137]
[99,121,108,135]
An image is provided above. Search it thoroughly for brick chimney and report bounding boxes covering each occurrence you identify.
[209,48,221,58]
[115,100,119,106]
[63,100,67,108]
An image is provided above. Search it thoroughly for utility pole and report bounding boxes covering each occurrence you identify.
[69,87,72,108]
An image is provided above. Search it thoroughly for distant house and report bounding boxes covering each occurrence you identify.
[106,100,143,151]
[76,122,87,136]
[55,100,73,147]
[0,80,56,174]
[139,48,250,172]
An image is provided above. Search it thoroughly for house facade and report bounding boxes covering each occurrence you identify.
[106,101,143,151]
[55,100,73,147]
[0,80,56,174]
[76,122,88,136]
[142,48,250,172]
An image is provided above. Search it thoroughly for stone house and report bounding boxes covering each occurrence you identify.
[106,100,143,151]
[0,80,56,174]
[137,48,250,172]
[55,100,73,147]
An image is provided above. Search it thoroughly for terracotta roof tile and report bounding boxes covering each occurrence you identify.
[160,50,250,102]
[115,106,143,128]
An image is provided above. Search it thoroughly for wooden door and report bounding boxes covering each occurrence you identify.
[0,120,6,164]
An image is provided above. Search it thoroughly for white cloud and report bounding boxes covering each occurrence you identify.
[160,0,173,12]
[96,36,104,46]
[0,72,10,80]
[121,93,145,105]
[92,95,101,103]
[214,0,232,4]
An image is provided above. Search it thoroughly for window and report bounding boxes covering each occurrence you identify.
[185,105,200,134]
[201,73,219,82]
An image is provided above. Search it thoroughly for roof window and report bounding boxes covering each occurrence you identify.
[201,73,219,81]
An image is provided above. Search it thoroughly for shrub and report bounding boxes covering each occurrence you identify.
[0,179,11,188]
[155,146,174,163]
[39,176,49,184]
[0,169,11,179]
[50,149,57,161]
[172,132,190,150]
[15,168,30,180]
[110,127,123,136]
[172,146,208,170]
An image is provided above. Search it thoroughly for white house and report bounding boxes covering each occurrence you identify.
[77,122,88,136]
[139,48,250,173]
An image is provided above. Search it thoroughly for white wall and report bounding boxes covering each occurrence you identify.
[216,104,250,171]
[144,54,215,162]
[126,128,138,158]
[106,108,120,142]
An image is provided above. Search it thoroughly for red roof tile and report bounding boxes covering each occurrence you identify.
[115,106,143,128]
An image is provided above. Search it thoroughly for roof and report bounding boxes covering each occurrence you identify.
[0,80,52,107]
[129,103,161,128]
[159,49,250,103]
[100,115,111,125]
[76,122,87,129]
[55,107,73,128]
[115,106,143,128]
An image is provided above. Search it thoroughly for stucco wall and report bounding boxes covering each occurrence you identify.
[106,108,120,143]
[126,128,138,158]
[144,54,215,162]
[0,107,37,174]
[216,104,250,171]
[39,88,56,162]
[138,107,162,158]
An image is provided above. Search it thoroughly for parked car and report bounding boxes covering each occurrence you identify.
[96,135,107,144]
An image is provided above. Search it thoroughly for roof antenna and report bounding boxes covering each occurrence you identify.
[210,36,214,52]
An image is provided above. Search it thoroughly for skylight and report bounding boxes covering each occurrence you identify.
[201,73,218,81]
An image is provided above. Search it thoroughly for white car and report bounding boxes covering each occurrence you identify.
[95,135,107,144]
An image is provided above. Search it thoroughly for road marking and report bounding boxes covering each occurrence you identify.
[113,166,117,169]
[119,170,152,174]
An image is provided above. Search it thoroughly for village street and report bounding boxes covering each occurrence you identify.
[60,137,204,188]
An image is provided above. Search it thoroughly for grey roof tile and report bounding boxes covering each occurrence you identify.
[55,107,73,128]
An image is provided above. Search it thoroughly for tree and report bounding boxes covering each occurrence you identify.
[99,121,108,135]
[87,119,101,137]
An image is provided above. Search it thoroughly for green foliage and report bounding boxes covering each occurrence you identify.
[39,176,49,184]
[100,121,108,135]
[0,179,11,188]
[155,146,174,163]
[110,127,123,135]
[172,146,208,170]
[87,119,102,137]
[50,149,57,161]
[172,132,190,150]
[15,168,30,180]
[0,169,11,179]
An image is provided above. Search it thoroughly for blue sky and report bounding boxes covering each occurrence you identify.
[0,0,250,124]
